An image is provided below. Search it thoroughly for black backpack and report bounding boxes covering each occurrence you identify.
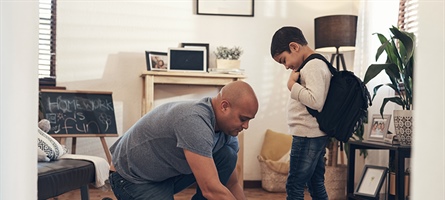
[297,54,372,142]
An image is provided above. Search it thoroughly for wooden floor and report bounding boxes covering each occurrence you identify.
[55,184,313,200]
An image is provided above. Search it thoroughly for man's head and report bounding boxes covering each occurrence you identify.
[270,26,312,71]
[212,81,258,136]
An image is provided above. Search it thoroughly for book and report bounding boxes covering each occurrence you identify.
[384,134,400,145]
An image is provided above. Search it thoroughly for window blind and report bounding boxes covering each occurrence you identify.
[399,0,419,33]
[38,0,56,80]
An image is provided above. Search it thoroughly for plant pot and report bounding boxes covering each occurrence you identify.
[393,110,413,146]
[325,165,347,200]
[216,59,240,70]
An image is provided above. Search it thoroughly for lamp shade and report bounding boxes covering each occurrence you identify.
[314,15,358,52]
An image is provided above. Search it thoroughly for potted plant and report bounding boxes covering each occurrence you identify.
[363,26,415,145]
[214,46,243,70]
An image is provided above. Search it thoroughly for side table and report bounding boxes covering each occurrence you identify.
[347,140,411,200]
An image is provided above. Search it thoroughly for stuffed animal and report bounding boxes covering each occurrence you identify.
[38,119,51,133]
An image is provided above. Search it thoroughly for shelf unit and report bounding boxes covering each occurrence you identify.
[347,140,411,200]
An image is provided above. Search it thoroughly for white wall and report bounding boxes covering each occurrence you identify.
[411,1,445,199]
[0,1,38,199]
[56,0,359,180]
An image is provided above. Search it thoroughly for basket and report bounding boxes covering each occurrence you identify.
[258,157,288,192]
[325,165,347,200]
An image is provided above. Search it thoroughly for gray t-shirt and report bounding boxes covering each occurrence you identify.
[110,97,239,183]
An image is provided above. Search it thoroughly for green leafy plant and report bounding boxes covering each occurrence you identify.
[363,26,415,116]
[214,46,243,60]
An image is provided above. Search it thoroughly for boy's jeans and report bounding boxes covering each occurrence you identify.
[109,145,237,200]
[286,135,329,200]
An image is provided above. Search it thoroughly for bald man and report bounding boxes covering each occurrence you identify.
[109,81,258,200]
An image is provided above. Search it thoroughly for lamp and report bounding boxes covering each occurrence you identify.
[314,15,358,71]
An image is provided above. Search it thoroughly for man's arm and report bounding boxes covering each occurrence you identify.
[225,167,246,200]
[184,149,236,200]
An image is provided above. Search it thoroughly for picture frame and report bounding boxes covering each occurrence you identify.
[180,43,209,71]
[196,0,254,17]
[367,114,391,142]
[354,165,388,198]
[168,47,207,73]
[145,51,168,71]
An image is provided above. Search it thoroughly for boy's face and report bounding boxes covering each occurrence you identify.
[273,42,302,71]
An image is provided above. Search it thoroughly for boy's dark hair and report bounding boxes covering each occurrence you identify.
[270,26,308,57]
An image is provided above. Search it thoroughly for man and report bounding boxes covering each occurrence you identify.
[270,26,331,200]
[109,81,258,200]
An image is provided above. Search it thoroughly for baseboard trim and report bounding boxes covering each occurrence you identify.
[243,180,262,188]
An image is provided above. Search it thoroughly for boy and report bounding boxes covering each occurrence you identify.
[270,26,331,200]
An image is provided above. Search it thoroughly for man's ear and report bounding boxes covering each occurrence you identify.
[221,100,230,111]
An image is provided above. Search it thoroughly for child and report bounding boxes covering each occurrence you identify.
[270,26,332,200]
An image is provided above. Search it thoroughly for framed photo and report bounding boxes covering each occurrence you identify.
[180,43,209,71]
[168,48,207,73]
[354,165,388,198]
[145,51,168,71]
[196,0,254,17]
[367,114,391,142]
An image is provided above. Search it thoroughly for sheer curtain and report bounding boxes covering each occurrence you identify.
[353,0,400,167]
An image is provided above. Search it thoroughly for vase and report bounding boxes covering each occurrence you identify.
[216,59,240,70]
[393,110,413,146]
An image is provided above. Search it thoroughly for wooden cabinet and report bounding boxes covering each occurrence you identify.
[140,71,245,114]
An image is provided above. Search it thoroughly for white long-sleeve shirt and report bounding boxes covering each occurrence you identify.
[288,59,332,137]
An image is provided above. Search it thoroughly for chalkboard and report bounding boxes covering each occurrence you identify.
[39,90,118,136]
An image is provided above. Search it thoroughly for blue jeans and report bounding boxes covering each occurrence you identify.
[286,136,329,200]
[109,145,238,200]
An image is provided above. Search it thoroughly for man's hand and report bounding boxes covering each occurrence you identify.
[225,168,246,200]
[287,71,300,91]
[184,150,236,200]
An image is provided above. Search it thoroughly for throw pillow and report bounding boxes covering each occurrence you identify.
[37,147,50,162]
[37,128,66,161]
[260,129,293,161]
[277,149,291,163]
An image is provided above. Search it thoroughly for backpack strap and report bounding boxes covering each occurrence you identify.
[296,53,337,75]
[295,54,336,118]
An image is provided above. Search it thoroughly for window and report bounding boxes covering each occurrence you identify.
[398,0,418,33]
[38,0,56,85]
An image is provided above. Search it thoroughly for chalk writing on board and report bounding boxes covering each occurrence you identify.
[40,91,117,134]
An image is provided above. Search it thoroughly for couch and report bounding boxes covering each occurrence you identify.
[38,159,96,200]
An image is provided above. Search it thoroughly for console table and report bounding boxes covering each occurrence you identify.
[140,71,245,114]
[347,140,411,200]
